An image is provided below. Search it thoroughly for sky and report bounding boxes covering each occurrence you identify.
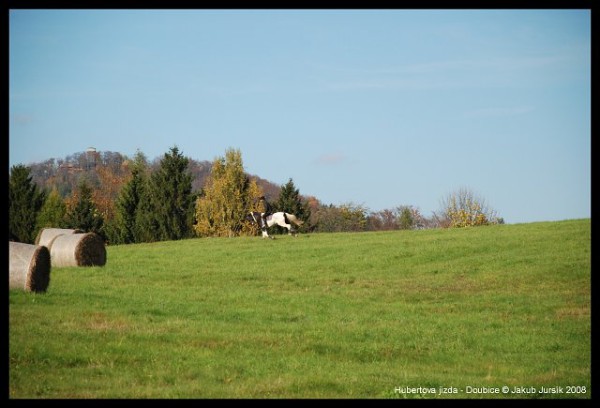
[9,9,591,224]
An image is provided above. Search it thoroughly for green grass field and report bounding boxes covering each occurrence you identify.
[9,219,591,399]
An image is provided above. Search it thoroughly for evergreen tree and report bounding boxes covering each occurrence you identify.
[397,206,415,230]
[36,187,67,230]
[274,178,311,233]
[135,185,160,242]
[64,180,104,235]
[111,151,148,244]
[138,146,195,242]
[195,148,262,237]
[9,165,46,243]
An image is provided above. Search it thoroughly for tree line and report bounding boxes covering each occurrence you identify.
[9,146,502,245]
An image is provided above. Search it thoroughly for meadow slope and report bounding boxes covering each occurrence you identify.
[9,219,591,398]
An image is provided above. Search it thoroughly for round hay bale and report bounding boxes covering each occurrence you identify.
[50,232,106,267]
[9,242,51,292]
[35,228,82,248]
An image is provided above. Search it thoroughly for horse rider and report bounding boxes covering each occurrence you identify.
[258,196,273,230]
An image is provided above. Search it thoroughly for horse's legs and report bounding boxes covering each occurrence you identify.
[273,218,293,236]
[261,223,272,238]
[278,220,297,236]
[261,220,275,239]
[259,216,269,238]
[279,221,292,235]
[285,223,296,236]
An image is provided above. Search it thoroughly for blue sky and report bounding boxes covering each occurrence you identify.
[9,9,591,224]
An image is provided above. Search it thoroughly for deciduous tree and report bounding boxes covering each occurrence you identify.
[194,148,262,237]
[440,187,500,228]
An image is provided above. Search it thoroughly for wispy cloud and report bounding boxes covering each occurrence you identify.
[313,152,347,165]
[11,114,34,126]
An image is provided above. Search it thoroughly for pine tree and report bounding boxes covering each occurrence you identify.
[111,151,148,244]
[36,187,67,230]
[274,178,311,233]
[137,146,195,242]
[9,165,46,243]
[194,148,262,237]
[64,180,104,235]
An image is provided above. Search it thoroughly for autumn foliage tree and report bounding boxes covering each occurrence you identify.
[194,148,263,237]
[313,202,368,232]
[441,187,500,228]
[92,163,130,224]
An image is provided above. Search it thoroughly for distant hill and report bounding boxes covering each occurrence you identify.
[23,149,283,200]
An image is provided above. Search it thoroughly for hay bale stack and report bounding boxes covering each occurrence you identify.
[35,228,81,248]
[9,242,51,292]
[50,232,106,267]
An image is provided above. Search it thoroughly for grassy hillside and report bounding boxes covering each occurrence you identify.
[9,219,591,399]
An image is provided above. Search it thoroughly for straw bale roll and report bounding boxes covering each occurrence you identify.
[49,232,106,267]
[35,228,81,248]
[9,242,51,292]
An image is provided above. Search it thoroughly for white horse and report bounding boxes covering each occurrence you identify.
[248,211,304,238]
